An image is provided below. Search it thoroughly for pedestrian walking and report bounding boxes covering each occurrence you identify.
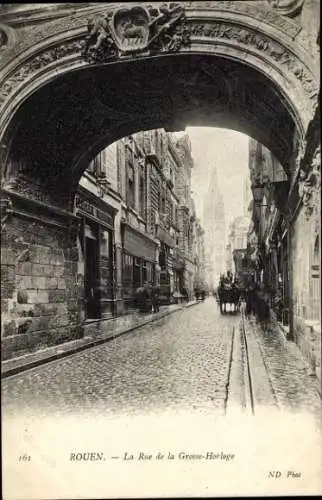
[151,283,160,313]
[245,279,255,319]
[256,283,270,328]
[135,282,152,313]
[182,288,189,302]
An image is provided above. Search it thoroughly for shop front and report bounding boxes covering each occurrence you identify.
[75,192,117,320]
[121,223,158,311]
[157,228,176,304]
[172,247,185,295]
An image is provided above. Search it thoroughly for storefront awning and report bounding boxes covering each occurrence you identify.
[123,224,157,262]
[156,227,176,248]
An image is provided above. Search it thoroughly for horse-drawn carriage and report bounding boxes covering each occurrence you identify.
[217,282,241,313]
[216,271,243,314]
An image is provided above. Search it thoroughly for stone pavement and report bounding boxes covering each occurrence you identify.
[1,300,197,378]
[2,298,239,419]
[244,316,322,424]
[2,299,321,423]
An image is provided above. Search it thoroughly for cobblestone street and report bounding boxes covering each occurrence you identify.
[2,298,322,498]
[2,300,238,419]
[2,299,321,423]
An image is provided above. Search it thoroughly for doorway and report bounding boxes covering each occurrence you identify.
[85,224,100,320]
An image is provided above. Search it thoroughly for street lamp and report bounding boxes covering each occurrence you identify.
[251,182,265,204]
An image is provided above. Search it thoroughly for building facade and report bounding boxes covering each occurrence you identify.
[227,215,250,275]
[75,128,206,319]
[247,135,321,382]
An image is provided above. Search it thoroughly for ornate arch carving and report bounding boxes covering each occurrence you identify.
[0,3,318,138]
[266,0,304,18]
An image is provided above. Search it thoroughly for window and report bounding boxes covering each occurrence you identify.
[142,260,147,283]
[161,194,166,213]
[236,237,244,248]
[100,230,110,258]
[123,253,133,282]
[134,257,142,267]
[103,143,118,191]
[146,262,153,283]
[175,206,179,226]
[159,246,166,270]
[139,171,145,218]
[133,257,142,287]
[127,162,135,209]
[88,154,101,177]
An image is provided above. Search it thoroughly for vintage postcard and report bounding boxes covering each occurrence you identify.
[1,1,321,498]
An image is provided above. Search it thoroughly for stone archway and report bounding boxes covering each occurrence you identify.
[0,2,319,198]
[0,1,319,359]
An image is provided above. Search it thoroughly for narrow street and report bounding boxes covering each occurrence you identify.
[3,298,322,499]
[2,300,237,418]
[2,299,321,423]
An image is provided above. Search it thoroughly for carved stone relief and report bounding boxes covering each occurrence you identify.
[187,2,301,38]
[0,39,83,107]
[2,175,64,207]
[189,21,318,100]
[0,27,8,49]
[0,6,318,115]
[82,4,191,63]
[298,144,321,219]
[0,1,303,57]
[294,138,307,171]
[0,22,16,52]
[266,0,304,17]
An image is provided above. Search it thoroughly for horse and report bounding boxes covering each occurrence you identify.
[218,283,241,314]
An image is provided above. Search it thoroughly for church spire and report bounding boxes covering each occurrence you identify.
[207,164,218,195]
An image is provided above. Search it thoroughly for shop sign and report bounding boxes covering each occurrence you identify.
[75,195,114,228]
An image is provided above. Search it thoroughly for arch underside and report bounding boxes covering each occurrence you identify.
[5,53,298,207]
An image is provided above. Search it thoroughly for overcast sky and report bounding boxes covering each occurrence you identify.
[184,127,250,228]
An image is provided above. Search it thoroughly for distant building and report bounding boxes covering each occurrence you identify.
[202,166,226,287]
[227,215,250,274]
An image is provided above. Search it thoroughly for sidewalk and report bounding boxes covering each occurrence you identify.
[2,300,198,378]
[243,316,322,419]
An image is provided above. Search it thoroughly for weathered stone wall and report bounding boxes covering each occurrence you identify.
[291,191,320,372]
[1,197,83,360]
[292,206,312,327]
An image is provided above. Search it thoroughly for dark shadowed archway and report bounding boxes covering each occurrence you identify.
[3,54,301,208]
[0,1,319,360]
